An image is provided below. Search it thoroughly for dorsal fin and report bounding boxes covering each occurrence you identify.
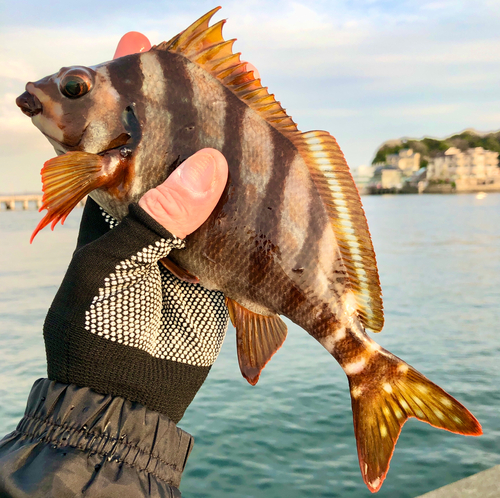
[294,131,384,332]
[154,8,383,332]
[152,7,299,135]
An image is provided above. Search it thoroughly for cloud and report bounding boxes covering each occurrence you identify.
[379,103,460,117]
[1,0,500,192]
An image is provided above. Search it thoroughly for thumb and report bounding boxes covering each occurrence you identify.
[138,148,228,239]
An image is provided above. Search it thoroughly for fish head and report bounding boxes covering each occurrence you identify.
[16,54,155,240]
[16,57,144,157]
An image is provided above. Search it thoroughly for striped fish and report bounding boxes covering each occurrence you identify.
[16,8,481,492]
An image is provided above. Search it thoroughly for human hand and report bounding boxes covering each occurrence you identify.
[139,148,228,239]
[43,33,230,424]
[0,30,232,498]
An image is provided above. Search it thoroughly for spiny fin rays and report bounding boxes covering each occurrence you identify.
[153,8,383,332]
[152,7,299,135]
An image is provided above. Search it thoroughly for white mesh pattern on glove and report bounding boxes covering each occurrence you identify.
[82,208,229,367]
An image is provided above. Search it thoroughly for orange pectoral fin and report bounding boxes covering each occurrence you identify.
[159,257,200,284]
[31,151,108,243]
[226,298,287,386]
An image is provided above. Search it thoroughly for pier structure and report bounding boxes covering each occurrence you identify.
[416,464,500,497]
[0,194,43,211]
[0,195,86,211]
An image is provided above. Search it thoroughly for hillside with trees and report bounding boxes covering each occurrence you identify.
[372,129,500,168]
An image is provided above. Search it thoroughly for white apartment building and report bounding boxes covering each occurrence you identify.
[370,165,403,190]
[385,148,421,176]
[427,147,499,181]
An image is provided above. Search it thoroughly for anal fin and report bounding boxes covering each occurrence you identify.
[226,298,287,386]
[159,257,200,284]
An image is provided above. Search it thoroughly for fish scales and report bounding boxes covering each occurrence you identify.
[172,103,340,327]
[16,7,482,493]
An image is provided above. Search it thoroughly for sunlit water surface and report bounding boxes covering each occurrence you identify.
[0,193,499,497]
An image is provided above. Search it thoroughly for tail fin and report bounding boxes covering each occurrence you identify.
[348,354,482,493]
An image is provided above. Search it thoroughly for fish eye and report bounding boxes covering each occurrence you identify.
[59,68,94,99]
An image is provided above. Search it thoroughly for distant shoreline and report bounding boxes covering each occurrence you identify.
[0,194,86,211]
[359,184,500,195]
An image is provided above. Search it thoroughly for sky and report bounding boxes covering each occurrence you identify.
[1,0,499,192]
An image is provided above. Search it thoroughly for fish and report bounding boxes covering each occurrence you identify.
[16,7,482,493]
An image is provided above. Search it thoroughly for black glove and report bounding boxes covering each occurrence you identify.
[44,197,229,423]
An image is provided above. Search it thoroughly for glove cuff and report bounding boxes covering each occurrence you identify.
[2,378,193,491]
[45,307,211,424]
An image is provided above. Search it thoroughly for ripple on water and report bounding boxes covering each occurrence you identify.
[1,196,500,498]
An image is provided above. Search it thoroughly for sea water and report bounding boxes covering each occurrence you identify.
[0,193,499,498]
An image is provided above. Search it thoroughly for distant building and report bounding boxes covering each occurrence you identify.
[369,165,403,191]
[385,149,421,176]
[405,167,428,194]
[427,147,500,187]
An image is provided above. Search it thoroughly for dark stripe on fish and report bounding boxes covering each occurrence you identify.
[107,54,145,108]
[247,129,296,292]
[106,55,146,141]
[259,129,297,238]
[294,179,330,282]
[221,94,245,191]
[159,52,201,165]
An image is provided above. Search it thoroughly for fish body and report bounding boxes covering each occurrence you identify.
[16,8,481,493]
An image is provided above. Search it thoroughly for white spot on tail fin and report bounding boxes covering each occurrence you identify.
[383,383,393,393]
[351,386,363,398]
[318,326,347,354]
[369,478,381,490]
[335,326,347,341]
[435,409,445,421]
[441,397,453,408]
[343,356,367,375]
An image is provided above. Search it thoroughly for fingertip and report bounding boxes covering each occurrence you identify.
[194,148,228,186]
[114,32,151,59]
